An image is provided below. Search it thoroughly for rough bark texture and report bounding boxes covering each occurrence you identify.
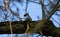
[0,20,60,37]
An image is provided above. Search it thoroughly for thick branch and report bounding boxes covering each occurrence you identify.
[0,21,60,36]
[40,0,46,20]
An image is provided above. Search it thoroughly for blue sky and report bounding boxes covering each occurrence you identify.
[9,0,60,27]
[10,0,42,21]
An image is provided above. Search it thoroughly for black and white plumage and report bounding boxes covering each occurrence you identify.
[24,13,32,21]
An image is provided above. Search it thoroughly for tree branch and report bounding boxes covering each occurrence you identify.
[47,2,60,20]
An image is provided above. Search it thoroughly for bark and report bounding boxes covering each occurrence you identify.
[0,20,60,36]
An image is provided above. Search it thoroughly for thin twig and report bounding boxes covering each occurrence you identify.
[9,22,13,34]
[4,0,13,37]
[25,22,29,33]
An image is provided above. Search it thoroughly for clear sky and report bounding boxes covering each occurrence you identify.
[9,0,60,27]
